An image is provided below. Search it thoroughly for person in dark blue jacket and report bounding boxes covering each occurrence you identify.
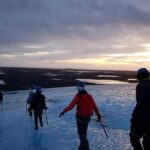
[29,86,47,130]
[130,68,150,150]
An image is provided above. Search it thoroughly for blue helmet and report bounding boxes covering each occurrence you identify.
[77,81,85,87]
[77,81,85,91]
[36,86,42,93]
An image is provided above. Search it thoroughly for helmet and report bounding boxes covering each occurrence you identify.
[32,85,36,89]
[36,86,42,93]
[77,81,85,91]
[77,81,85,87]
[136,68,149,80]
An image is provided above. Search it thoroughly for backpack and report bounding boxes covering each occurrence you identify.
[32,93,45,113]
[27,91,35,104]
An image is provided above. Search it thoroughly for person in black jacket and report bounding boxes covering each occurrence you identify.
[29,86,47,130]
[0,90,3,110]
[130,68,150,150]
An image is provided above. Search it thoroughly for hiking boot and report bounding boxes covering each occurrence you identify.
[78,146,89,150]
[78,146,83,150]
[35,126,38,130]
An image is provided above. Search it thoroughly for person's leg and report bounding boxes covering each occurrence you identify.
[77,120,89,150]
[143,131,150,150]
[28,106,32,117]
[38,113,43,127]
[34,113,38,130]
[130,132,143,150]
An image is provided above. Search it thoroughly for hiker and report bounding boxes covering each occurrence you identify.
[26,85,36,117]
[0,90,3,110]
[130,68,150,150]
[59,81,101,150]
[28,86,47,130]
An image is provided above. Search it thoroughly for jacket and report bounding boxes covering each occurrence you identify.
[29,92,46,113]
[131,79,150,132]
[0,91,3,101]
[63,90,101,118]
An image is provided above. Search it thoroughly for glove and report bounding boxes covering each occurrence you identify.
[97,115,101,122]
[28,108,32,116]
[44,107,48,110]
[59,111,65,118]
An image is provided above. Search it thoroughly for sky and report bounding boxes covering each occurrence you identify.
[0,0,150,71]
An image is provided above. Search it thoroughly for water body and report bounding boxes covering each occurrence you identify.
[76,79,129,84]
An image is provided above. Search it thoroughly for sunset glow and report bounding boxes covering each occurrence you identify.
[0,0,150,70]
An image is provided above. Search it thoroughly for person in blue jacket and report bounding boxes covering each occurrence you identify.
[26,85,36,117]
[29,86,47,130]
[130,68,150,150]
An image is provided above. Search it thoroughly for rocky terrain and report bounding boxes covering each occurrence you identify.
[0,67,136,91]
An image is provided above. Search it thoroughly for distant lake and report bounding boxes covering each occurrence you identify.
[76,79,129,84]
[97,75,120,78]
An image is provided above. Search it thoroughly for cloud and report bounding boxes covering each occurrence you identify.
[0,0,150,69]
[0,0,150,45]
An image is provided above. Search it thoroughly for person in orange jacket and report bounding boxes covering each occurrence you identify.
[59,81,101,150]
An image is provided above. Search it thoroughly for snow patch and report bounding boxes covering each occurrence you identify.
[43,73,58,76]
[0,70,5,74]
[0,79,5,85]
[0,84,136,150]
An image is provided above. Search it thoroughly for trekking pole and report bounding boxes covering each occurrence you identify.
[100,121,109,138]
[45,110,48,125]
[26,103,28,115]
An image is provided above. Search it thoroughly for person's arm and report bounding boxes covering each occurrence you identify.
[90,95,101,121]
[136,83,146,105]
[131,83,146,121]
[59,95,78,117]
[63,95,78,112]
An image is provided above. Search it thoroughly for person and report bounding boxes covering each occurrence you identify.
[59,81,101,150]
[26,85,36,117]
[0,90,3,110]
[130,68,150,150]
[28,86,47,130]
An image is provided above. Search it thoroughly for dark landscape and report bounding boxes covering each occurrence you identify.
[0,67,137,91]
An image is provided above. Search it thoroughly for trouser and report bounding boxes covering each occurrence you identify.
[130,131,150,150]
[34,112,43,128]
[76,116,90,150]
[27,104,32,117]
